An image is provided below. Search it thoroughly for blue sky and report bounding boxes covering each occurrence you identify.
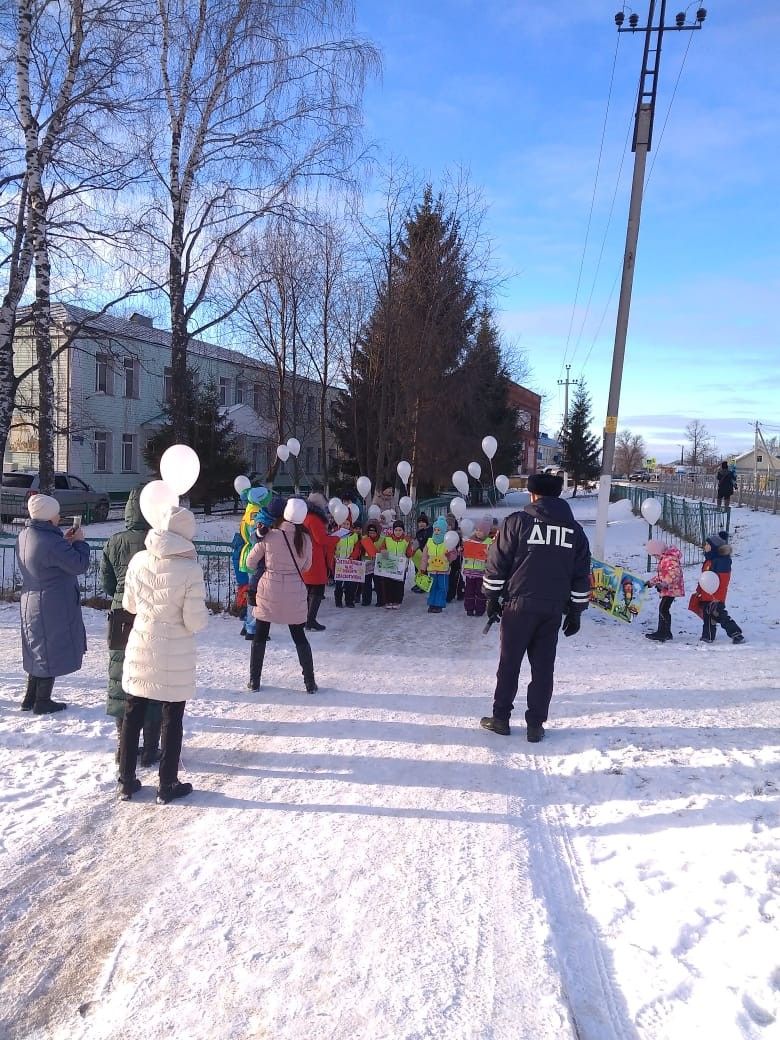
[354,0,780,462]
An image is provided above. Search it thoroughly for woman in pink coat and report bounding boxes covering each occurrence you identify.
[246,497,316,692]
[645,541,684,642]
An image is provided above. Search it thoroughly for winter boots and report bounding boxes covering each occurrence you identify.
[21,675,36,711]
[305,588,326,632]
[645,630,672,642]
[480,716,510,736]
[31,677,66,715]
[248,636,266,691]
[526,723,545,743]
[296,638,318,693]
[118,777,142,801]
[156,781,193,805]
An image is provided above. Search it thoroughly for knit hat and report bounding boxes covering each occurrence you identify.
[475,517,491,538]
[268,495,286,519]
[417,513,429,524]
[161,505,197,541]
[366,519,380,535]
[705,532,725,549]
[27,494,60,522]
[284,498,308,525]
[257,506,274,527]
[527,472,564,497]
[432,516,447,533]
[392,520,405,533]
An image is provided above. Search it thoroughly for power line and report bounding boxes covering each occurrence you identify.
[558,31,621,380]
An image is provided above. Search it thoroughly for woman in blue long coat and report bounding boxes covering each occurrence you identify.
[16,494,90,714]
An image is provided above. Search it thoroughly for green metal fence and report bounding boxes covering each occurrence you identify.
[0,535,238,611]
[611,485,731,566]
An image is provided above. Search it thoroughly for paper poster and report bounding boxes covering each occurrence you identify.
[590,559,648,623]
[375,553,408,582]
[334,559,371,582]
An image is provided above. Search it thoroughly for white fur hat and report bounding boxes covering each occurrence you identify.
[27,494,60,522]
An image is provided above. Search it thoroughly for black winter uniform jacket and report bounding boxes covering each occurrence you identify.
[482,497,591,616]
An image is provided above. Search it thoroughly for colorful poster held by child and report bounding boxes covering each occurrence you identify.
[334,559,372,583]
[375,553,407,582]
[591,559,648,622]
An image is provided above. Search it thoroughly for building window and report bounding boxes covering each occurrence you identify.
[163,366,173,403]
[235,379,244,405]
[305,446,314,472]
[219,377,230,407]
[94,431,112,472]
[123,357,139,398]
[252,383,263,413]
[252,443,263,473]
[307,395,315,421]
[95,354,112,394]
[329,399,337,422]
[316,447,322,471]
[121,433,137,472]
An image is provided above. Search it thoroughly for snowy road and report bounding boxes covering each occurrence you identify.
[1,502,778,1039]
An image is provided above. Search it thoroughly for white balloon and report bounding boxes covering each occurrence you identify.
[356,475,372,499]
[396,460,411,487]
[450,496,467,519]
[495,474,510,495]
[698,570,720,595]
[640,498,662,525]
[233,475,251,494]
[467,461,481,479]
[348,502,360,522]
[286,437,301,458]
[139,480,179,528]
[328,497,341,514]
[398,495,414,516]
[160,444,200,496]
[444,530,460,551]
[367,504,382,520]
[481,435,498,460]
[452,470,470,496]
[332,502,349,526]
[284,498,308,525]
[459,518,475,538]
[276,444,290,462]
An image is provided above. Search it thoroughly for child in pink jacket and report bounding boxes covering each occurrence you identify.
[645,541,684,642]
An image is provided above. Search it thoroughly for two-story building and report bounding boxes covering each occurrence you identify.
[5,304,340,495]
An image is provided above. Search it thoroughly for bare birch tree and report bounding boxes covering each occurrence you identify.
[140,0,378,443]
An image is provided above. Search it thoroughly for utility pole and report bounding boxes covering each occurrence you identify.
[557,364,581,429]
[593,2,706,560]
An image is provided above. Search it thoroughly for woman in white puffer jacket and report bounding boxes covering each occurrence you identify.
[118,505,208,804]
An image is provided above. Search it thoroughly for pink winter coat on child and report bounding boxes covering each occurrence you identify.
[648,546,685,598]
[247,522,313,625]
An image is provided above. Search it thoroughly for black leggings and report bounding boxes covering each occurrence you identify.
[253,620,308,646]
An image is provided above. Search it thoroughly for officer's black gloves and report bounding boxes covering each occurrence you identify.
[486,595,503,623]
[562,608,580,637]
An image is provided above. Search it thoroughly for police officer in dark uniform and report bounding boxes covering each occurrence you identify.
[480,471,591,741]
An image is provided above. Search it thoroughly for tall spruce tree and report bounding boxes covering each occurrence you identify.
[335,186,501,495]
[559,383,601,495]
[144,371,247,513]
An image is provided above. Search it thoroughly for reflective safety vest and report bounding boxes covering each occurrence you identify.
[336,531,359,559]
[462,537,492,572]
[383,536,409,556]
[426,538,449,573]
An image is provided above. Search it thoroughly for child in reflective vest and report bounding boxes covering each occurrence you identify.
[420,517,450,613]
[462,515,493,617]
[334,522,361,607]
[360,520,385,606]
[380,520,413,610]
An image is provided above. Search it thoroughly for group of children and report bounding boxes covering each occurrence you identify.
[645,530,745,644]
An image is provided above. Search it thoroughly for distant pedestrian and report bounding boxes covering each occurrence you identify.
[118,505,209,804]
[645,541,685,642]
[479,472,591,742]
[716,462,736,508]
[16,495,90,715]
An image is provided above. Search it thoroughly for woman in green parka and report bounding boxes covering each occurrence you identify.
[101,485,162,766]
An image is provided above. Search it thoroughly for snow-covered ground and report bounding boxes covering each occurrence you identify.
[0,500,778,1040]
